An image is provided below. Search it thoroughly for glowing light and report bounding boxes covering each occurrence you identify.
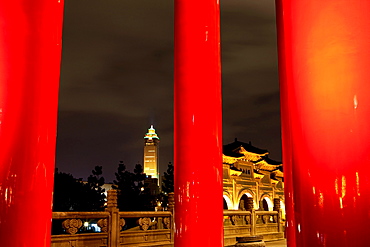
[354,95,358,109]
[5,188,8,203]
[318,192,324,208]
[356,172,360,196]
[341,176,346,198]
[84,222,89,227]
[144,125,159,139]
[280,201,286,220]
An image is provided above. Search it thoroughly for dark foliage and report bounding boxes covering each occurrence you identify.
[162,162,174,194]
[53,167,106,212]
[159,162,174,209]
[113,161,157,211]
[84,166,106,210]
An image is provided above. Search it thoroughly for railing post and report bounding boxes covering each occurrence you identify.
[167,192,175,244]
[277,209,282,233]
[251,209,256,236]
[167,192,175,212]
[106,190,120,247]
[273,198,281,226]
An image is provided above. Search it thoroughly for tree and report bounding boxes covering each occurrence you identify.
[113,162,156,211]
[159,162,174,209]
[134,163,154,209]
[113,161,136,211]
[82,166,106,211]
[53,169,84,211]
[53,167,106,212]
[162,162,174,194]
[133,163,146,193]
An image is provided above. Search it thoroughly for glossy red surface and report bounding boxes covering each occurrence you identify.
[174,0,223,246]
[276,1,370,246]
[0,0,64,246]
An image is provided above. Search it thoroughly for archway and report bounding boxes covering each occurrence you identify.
[238,193,253,210]
[223,194,233,210]
[261,196,273,211]
[280,200,286,220]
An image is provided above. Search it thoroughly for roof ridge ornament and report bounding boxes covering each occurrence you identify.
[144,125,160,140]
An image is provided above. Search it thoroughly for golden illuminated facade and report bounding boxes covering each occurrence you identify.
[222,139,285,217]
[143,125,160,179]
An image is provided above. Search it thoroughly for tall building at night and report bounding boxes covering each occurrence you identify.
[143,125,160,179]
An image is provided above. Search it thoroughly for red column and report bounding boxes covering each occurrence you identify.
[0,1,64,246]
[174,0,223,246]
[276,1,370,246]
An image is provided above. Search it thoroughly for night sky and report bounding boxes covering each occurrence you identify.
[55,0,280,183]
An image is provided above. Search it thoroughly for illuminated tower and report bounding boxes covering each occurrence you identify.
[143,125,160,179]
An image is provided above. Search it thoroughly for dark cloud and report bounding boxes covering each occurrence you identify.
[56,0,281,182]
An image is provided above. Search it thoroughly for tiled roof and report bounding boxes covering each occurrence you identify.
[262,156,282,166]
[223,139,268,156]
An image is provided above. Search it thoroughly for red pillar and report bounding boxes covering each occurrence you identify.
[0,1,64,246]
[174,0,224,246]
[276,1,370,246]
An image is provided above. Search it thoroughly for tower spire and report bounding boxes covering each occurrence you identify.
[143,125,160,180]
[144,125,159,140]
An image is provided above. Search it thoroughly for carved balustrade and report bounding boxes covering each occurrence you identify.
[118,211,173,246]
[51,211,173,247]
[255,211,280,234]
[50,190,283,247]
[51,211,110,247]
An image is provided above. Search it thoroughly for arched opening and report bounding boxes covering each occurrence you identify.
[280,200,286,220]
[223,198,228,210]
[238,193,253,210]
[261,196,273,211]
[223,194,233,210]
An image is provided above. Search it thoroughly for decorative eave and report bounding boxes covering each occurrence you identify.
[238,147,267,162]
[223,154,243,164]
[254,160,282,171]
[253,171,265,179]
[230,167,243,176]
[271,178,280,184]
[272,169,284,178]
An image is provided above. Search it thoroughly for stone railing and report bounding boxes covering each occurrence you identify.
[118,211,173,246]
[223,210,283,246]
[51,211,110,247]
[51,191,283,247]
[51,190,173,247]
[51,211,173,247]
